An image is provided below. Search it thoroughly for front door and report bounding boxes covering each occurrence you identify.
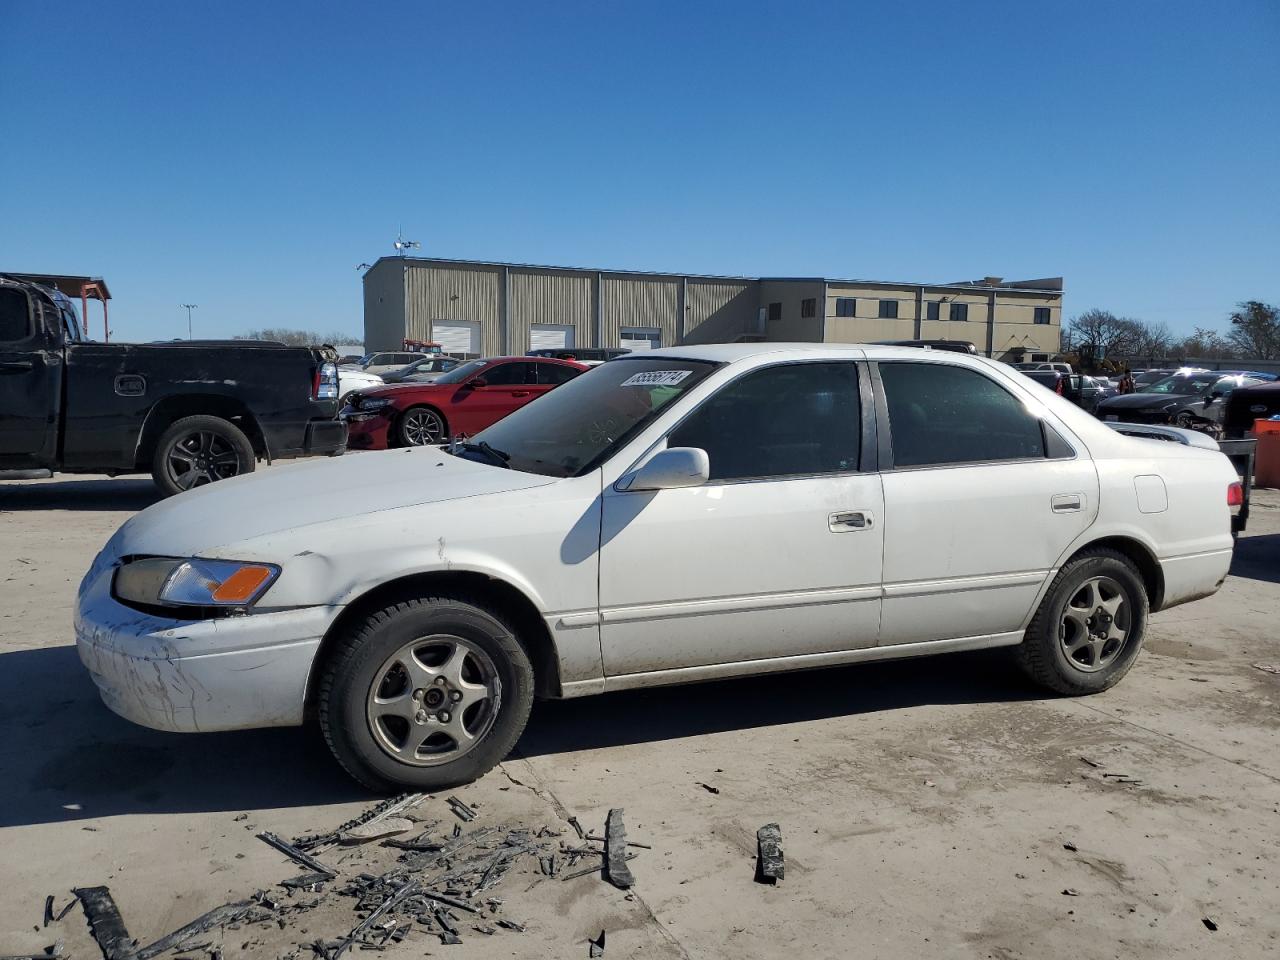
[598,360,883,677]
[447,361,548,435]
[873,359,1099,645]
[0,282,60,468]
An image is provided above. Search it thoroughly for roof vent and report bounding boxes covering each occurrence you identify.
[983,276,1003,286]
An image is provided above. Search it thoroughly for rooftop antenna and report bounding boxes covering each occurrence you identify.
[393,226,420,257]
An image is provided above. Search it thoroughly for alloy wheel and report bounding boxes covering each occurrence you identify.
[365,635,500,766]
[166,430,242,490]
[1059,575,1131,672]
[402,409,446,445]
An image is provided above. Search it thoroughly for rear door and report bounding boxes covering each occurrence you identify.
[873,359,1099,645]
[0,283,61,468]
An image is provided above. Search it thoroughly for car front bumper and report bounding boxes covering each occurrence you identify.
[75,561,335,733]
[341,410,394,450]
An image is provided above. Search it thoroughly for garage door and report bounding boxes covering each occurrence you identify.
[529,324,576,351]
[620,327,662,351]
[431,320,481,357]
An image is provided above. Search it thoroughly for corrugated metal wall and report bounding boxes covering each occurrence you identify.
[361,261,406,351]
[404,263,502,356]
[508,270,593,352]
[683,280,758,344]
[602,275,679,348]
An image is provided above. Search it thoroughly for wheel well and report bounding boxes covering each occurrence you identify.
[1069,536,1165,611]
[304,571,562,720]
[135,395,266,468]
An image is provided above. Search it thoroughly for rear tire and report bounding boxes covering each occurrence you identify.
[317,594,534,792]
[1016,548,1148,695]
[151,415,255,497]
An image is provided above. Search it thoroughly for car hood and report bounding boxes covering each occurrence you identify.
[363,382,451,398]
[1097,392,1197,410]
[105,448,556,558]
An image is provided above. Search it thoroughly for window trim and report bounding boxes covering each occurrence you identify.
[869,359,1077,472]
[618,358,876,489]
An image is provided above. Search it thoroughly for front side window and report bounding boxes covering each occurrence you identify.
[668,362,861,481]
[878,300,899,319]
[949,302,969,322]
[835,297,856,317]
[482,361,535,385]
[433,359,488,384]
[0,288,32,342]
[470,358,718,477]
[880,361,1046,467]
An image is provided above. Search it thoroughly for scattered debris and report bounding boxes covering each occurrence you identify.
[585,834,652,850]
[756,823,784,884]
[340,817,414,846]
[53,898,78,923]
[446,797,477,822]
[1079,757,1102,768]
[233,814,248,822]
[1063,842,1078,852]
[589,928,606,957]
[568,817,586,840]
[73,886,137,960]
[1100,773,1143,785]
[292,793,427,851]
[604,810,635,890]
[136,900,269,960]
[42,896,54,928]
[257,833,337,877]
[1252,662,1280,675]
[696,782,720,795]
[496,919,525,933]
[1202,916,1219,932]
[1062,889,1080,896]
[281,872,331,891]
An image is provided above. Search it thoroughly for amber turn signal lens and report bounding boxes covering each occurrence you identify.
[211,565,277,603]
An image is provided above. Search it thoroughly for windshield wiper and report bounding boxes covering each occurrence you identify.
[452,439,511,468]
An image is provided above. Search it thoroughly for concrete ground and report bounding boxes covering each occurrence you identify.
[1,471,1277,960]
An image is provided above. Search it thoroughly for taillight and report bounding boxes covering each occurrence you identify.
[1055,377,1064,395]
[1227,482,1243,506]
[314,361,338,400]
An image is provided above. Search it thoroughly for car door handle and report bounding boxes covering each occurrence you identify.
[0,360,34,372]
[829,510,873,532]
[511,391,530,397]
[1052,494,1083,513]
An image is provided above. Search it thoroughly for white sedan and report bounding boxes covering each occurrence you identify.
[337,368,385,406]
[76,344,1239,790]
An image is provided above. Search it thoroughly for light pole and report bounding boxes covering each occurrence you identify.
[181,303,198,340]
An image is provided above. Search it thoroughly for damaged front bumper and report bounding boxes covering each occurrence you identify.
[75,559,335,733]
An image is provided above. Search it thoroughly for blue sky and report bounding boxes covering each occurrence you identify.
[2,0,1276,343]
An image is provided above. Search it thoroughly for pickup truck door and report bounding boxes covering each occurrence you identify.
[0,283,61,468]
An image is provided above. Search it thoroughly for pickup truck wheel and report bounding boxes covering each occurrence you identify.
[398,406,449,446]
[152,415,255,496]
[318,595,534,791]
[1016,548,1148,695]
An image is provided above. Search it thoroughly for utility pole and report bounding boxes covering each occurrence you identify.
[181,303,198,340]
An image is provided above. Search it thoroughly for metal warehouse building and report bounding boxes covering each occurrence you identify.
[362,256,1063,361]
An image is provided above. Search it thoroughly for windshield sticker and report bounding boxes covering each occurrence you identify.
[620,370,693,388]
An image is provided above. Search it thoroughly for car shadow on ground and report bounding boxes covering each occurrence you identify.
[0,478,162,512]
[0,644,1034,828]
[1230,531,1280,585]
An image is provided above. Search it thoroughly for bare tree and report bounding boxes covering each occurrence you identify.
[1175,327,1238,361]
[1130,319,1172,360]
[1226,301,1280,360]
[1063,309,1143,363]
[237,328,362,347]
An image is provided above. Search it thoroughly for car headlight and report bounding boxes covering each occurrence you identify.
[114,557,280,609]
[357,397,394,412]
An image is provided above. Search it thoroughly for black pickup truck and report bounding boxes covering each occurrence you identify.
[0,275,346,495]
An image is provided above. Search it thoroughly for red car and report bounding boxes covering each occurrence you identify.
[343,356,588,449]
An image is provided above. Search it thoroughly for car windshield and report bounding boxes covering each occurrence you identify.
[431,359,489,385]
[467,357,719,477]
[1144,373,1219,396]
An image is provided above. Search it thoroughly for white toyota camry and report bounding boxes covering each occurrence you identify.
[76,344,1240,790]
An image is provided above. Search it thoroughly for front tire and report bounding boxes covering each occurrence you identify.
[1016,548,1148,695]
[151,415,255,496]
[317,594,534,792]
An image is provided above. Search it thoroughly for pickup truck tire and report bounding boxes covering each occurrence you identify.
[1016,548,1148,695]
[151,415,256,496]
[317,594,534,792]
[397,406,449,446]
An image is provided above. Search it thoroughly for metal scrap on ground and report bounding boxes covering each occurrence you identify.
[604,809,635,890]
[73,887,137,960]
[589,928,607,957]
[257,832,337,877]
[446,796,478,821]
[756,823,785,883]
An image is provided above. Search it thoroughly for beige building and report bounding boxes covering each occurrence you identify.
[362,256,1062,361]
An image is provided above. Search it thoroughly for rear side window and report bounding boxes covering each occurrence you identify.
[536,362,579,385]
[880,361,1046,467]
[669,362,861,481]
[0,288,31,341]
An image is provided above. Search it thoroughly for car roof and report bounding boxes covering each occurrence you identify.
[632,342,985,364]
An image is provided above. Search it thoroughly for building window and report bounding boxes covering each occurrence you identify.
[878,300,899,319]
[949,302,969,322]
[620,326,662,350]
[835,297,856,318]
[801,298,816,318]
[767,302,782,322]
[925,301,940,322]
[1034,307,1051,325]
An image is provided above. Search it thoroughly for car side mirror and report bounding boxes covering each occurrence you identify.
[619,447,710,492]
[466,377,488,388]
[1208,390,1223,401]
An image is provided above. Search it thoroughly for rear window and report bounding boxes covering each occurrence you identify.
[0,288,31,341]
